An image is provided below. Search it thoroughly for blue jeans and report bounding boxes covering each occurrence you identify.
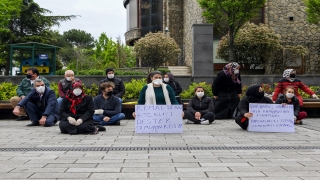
[93,113,125,126]
[57,97,63,107]
[24,102,57,127]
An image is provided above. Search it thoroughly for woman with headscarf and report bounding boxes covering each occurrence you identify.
[235,85,273,130]
[212,62,242,119]
[59,82,106,135]
[132,71,179,118]
[272,69,318,106]
[163,73,183,104]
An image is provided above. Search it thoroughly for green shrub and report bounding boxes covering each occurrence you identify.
[0,82,17,100]
[50,82,59,98]
[83,83,99,97]
[123,78,146,100]
[56,69,147,76]
[156,68,170,74]
[180,82,213,99]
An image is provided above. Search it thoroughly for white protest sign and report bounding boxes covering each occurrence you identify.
[248,103,295,133]
[135,105,183,134]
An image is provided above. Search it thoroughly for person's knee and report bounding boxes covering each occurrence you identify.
[10,96,21,104]
[119,113,125,120]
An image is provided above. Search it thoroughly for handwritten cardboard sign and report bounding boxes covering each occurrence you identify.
[135,105,183,134]
[248,103,295,133]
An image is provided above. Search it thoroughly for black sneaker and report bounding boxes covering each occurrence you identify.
[111,121,120,126]
[26,121,39,126]
[96,125,106,131]
[16,116,29,121]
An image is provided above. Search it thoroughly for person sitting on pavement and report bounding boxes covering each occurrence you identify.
[57,70,82,106]
[275,86,307,125]
[235,85,273,130]
[12,79,58,127]
[98,68,125,103]
[93,82,125,126]
[272,69,319,106]
[184,86,215,125]
[59,82,106,134]
[10,67,50,121]
[132,71,180,118]
[163,72,183,104]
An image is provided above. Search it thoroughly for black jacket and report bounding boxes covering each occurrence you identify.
[18,87,59,119]
[59,95,94,122]
[275,94,300,117]
[93,94,121,118]
[164,80,182,96]
[99,77,125,98]
[187,95,214,115]
[212,71,242,95]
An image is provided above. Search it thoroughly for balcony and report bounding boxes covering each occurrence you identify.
[125,28,141,46]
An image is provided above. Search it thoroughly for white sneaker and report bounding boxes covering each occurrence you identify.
[185,119,194,124]
[201,120,210,125]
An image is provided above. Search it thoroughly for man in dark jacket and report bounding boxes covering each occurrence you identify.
[57,70,82,106]
[10,67,50,121]
[98,68,125,102]
[93,82,125,126]
[12,79,59,127]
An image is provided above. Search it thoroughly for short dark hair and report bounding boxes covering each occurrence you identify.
[100,82,115,91]
[27,67,39,76]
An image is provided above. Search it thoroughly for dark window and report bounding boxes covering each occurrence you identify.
[141,0,163,37]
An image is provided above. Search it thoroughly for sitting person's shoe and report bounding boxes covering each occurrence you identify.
[111,121,120,126]
[295,119,303,125]
[91,126,99,135]
[185,119,194,124]
[200,120,210,125]
[26,121,39,126]
[16,116,29,121]
[96,125,106,131]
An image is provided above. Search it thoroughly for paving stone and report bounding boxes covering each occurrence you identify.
[90,172,147,178]
[30,172,90,178]
[150,172,207,178]
[122,167,175,173]
[67,167,120,173]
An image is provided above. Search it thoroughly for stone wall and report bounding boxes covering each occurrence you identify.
[265,0,320,74]
[164,0,184,65]
[183,0,205,67]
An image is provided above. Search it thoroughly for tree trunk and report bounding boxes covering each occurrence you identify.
[228,27,235,63]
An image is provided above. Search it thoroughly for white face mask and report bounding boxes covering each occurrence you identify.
[196,92,204,98]
[73,88,82,96]
[66,77,71,81]
[36,86,45,93]
[286,93,294,99]
[163,78,169,82]
[107,74,114,79]
[152,79,162,85]
[234,69,239,74]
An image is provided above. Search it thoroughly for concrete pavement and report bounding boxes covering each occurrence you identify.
[0,119,320,179]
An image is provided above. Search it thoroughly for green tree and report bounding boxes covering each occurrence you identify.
[197,0,265,62]
[0,0,77,74]
[62,29,94,70]
[0,0,21,36]
[134,32,181,72]
[304,0,320,24]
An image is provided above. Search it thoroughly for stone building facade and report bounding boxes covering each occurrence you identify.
[264,0,320,74]
[124,0,320,74]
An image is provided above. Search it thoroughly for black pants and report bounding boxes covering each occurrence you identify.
[59,120,96,135]
[214,91,239,119]
[235,115,248,130]
[184,110,215,124]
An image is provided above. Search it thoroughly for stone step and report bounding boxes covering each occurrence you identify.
[168,66,191,75]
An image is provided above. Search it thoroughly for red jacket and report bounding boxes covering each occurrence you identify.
[272,78,314,106]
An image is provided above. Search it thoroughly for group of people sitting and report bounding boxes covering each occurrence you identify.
[11,67,126,135]
[10,63,318,134]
